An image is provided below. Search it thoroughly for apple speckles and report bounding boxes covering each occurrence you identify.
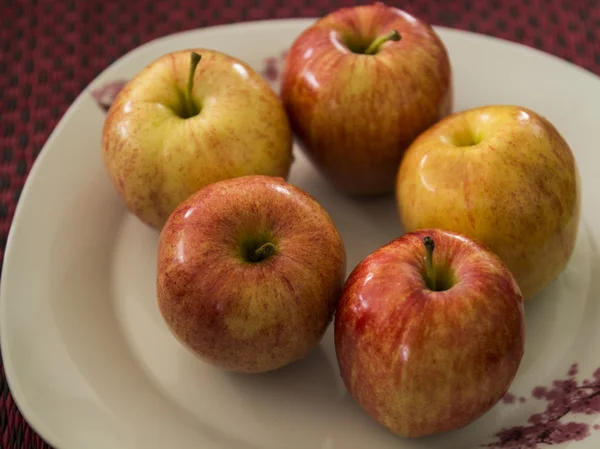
[397,105,580,300]
[157,175,345,373]
[335,229,524,438]
[100,49,293,230]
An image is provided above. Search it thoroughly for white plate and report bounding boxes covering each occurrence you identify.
[2,18,600,449]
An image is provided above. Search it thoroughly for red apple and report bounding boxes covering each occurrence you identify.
[157,175,346,373]
[334,229,525,438]
[281,2,452,195]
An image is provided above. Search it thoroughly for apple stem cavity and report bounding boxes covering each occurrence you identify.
[185,52,202,118]
[249,242,276,262]
[364,30,401,55]
[423,236,437,291]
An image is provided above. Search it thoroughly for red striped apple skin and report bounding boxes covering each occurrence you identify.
[281,3,452,195]
[334,228,525,438]
[157,175,346,373]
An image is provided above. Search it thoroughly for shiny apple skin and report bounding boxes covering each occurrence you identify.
[334,228,525,438]
[102,49,293,230]
[157,175,346,373]
[280,3,452,195]
[396,105,581,300]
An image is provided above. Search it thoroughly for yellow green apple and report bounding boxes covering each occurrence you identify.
[396,105,580,300]
[102,49,293,230]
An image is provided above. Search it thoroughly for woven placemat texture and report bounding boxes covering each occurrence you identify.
[1,0,599,447]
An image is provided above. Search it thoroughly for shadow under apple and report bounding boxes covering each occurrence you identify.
[288,147,404,277]
[48,175,252,449]
[202,344,344,449]
[513,221,592,388]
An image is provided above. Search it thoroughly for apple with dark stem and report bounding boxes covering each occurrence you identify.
[102,49,293,230]
[157,175,346,373]
[281,2,452,195]
[335,228,525,438]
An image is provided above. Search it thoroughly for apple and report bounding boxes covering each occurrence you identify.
[157,175,346,373]
[102,49,293,230]
[334,228,525,438]
[280,2,452,195]
[396,105,580,300]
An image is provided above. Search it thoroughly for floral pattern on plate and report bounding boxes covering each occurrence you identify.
[487,364,600,448]
[91,80,128,112]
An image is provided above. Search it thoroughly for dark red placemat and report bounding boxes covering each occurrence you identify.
[1,0,599,447]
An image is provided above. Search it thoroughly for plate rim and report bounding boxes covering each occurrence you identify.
[2,17,600,449]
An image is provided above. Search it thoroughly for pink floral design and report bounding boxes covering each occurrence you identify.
[260,50,288,87]
[485,364,600,448]
[261,57,279,83]
[91,80,127,112]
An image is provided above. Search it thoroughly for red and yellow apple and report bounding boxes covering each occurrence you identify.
[281,2,452,195]
[335,228,525,438]
[396,105,580,300]
[157,175,346,373]
[102,49,293,230]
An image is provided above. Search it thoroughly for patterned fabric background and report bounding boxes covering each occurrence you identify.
[1,0,599,447]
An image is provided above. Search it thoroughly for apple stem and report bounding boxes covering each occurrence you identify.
[185,52,201,117]
[364,30,401,55]
[423,236,437,290]
[250,242,276,262]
